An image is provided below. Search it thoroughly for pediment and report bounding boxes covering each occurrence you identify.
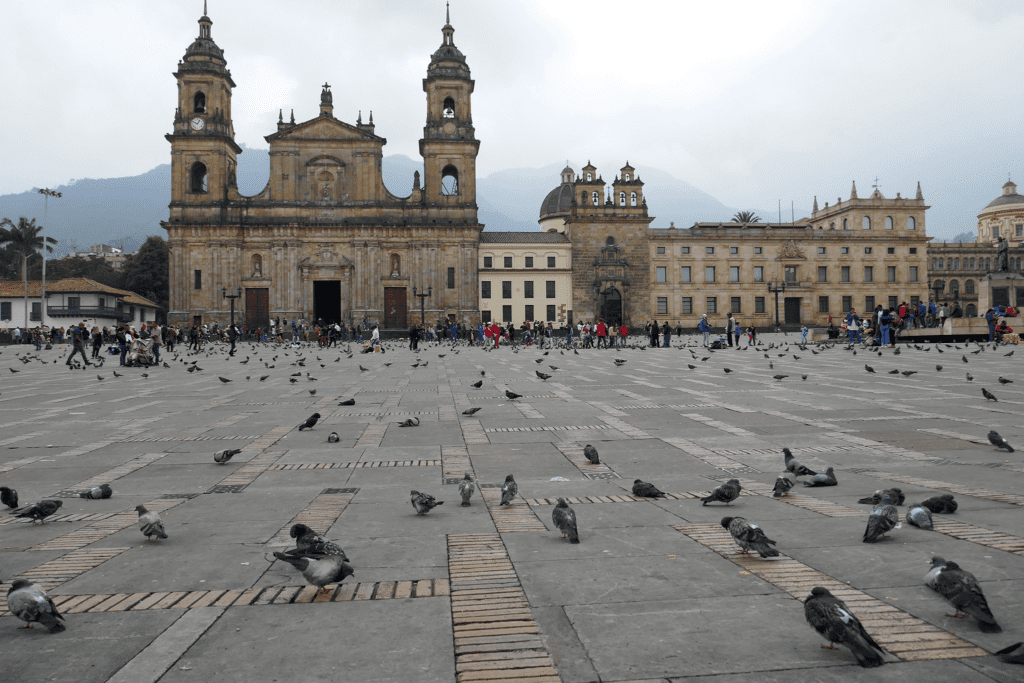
[265,116,384,143]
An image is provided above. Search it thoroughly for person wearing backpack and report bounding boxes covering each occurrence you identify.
[698,314,711,346]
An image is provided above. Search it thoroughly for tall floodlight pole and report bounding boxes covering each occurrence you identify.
[38,188,62,328]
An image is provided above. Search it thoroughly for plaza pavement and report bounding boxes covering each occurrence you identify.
[0,334,1021,683]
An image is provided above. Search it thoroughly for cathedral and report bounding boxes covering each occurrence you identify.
[163,8,483,330]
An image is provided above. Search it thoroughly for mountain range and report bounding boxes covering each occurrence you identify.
[0,146,797,256]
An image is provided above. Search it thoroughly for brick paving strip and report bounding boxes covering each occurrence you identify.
[49,452,168,495]
[447,534,562,682]
[460,418,490,445]
[552,442,620,479]
[523,489,756,506]
[26,498,189,552]
[207,451,287,492]
[674,524,989,662]
[263,489,359,548]
[442,445,476,482]
[0,547,131,614]
[858,470,1024,506]
[481,488,548,533]
[267,459,441,470]
[354,423,388,447]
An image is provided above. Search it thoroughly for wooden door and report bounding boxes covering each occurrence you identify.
[384,287,407,329]
[245,288,269,331]
[784,297,801,324]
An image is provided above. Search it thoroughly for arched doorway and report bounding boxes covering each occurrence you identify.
[599,288,622,327]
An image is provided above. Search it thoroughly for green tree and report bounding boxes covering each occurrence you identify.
[732,211,761,223]
[121,235,169,321]
[0,217,58,327]
[28,255,125,289]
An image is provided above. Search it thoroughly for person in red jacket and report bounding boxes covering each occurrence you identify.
[595,319,607,349]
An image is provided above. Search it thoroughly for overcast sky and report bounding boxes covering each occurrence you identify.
[3,0,1022,238]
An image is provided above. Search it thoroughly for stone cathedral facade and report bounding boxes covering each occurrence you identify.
[163,9,482,329]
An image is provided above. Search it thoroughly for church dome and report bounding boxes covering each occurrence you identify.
[540,166,576,220]
[982,179,1024,210]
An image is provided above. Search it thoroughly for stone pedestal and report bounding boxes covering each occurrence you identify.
[978,272,1023,314]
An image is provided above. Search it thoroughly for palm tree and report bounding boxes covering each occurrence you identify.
[0,217,59,328]
[733,211,761,224]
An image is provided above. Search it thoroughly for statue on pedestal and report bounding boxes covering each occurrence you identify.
[997,237,1009,272]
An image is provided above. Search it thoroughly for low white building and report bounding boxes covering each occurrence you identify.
[0,278,159,332]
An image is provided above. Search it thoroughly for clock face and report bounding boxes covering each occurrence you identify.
[190,117,205,131]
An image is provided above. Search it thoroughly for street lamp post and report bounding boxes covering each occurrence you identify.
[766,280,786,328]
[37,188,62,328]
[412,286,432,327]
[222,286,242,329]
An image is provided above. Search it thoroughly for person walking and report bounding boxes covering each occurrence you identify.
[662,320,671,347]
[150,323,162,363]
[747,325,757,347]
[227,323,237,356]
[90,326,103,359]
[698,314,711,346]
[879,308,892,347]
[726,314,736,347]
[800,324,808,344]
[66,322,91,368]
[649,319,660,348]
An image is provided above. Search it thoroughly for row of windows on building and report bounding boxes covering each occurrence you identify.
[482,256,558,269]
[481,281,557,299]
[654,264,919,284]
[657,245,920,257]
[654,294,926,317]
[481,305,558,323]
[933,256,1024,272]
[991,224,1024,239]
[193,268,463,291]
[0,299,133,322]
[819,216,917,231]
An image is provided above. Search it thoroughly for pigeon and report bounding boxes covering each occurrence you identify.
[535,358,543,364]
[187,366,196,373]
[1006,350,1017,358]
[462,407,481,416]
[309,389,316,396]
[687,364,696,370]
[925,557,1001,632]
[504,390,522,400]
[136,504,167,541]
[994,642,1024,665]
[803,467,837,487]
[97,375,104,381]
[583,444,599,464]
[864,365,875,373]
[536,371,551,380]
[863,491,899,543]
[286,523,348,560]
[213,448,241,465]
[273,552,353,593]
[298,413,321,430]
[289,378,298,384]
[327,432,340,443]
[9,367,18,373]
[920,494,957,513]
[481,371,486,376]
[804,587,886,667]
[359,365,368,372]
[773,374,789,381]
[632,479,667,498]
[218,376,232,383]
[888,369,899,375]
[471,380,483,388]
[988,430,1014,452]
[290,372,302,377]
[963,355,969,363]
[6,580,66,633]
[857,488,904,506]
[11,499,62,524]
[721,516,779,557]
[399,417,420,427]
[552,498,579,543]
[772,473,794,498]
[500,474,518,506]
[0,486,18,509]
[900,370,917,377]
[410,490,444,515]
[79,484,113,499]
[458,473,475,506]
[338,398,355,406]
[723,368,733,374]
[783,448,816,477]
[965,373,973,382]
[935,365,943,371]
[259,375,269,381]
[905,502,933,530]
[701,479,741,506]
[998,376,1013,384]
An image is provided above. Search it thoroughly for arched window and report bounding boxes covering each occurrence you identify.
[964,279,975,294]
[592,191,599,206]
[843,218,848,230]
[624,173,631,181]
[440,165,459,195]
[251,254,263,277]
[966,304,977,317]
[907,216,916,230]
[581,191,587,204]
[862,215,871,230]
[442,96,455,118]
[985,257,991,271]
[938,258,944,269]
[190,162,208,193]
[949,279,959,295]
[955,258,961,270]
[885,216,893,230]
[630,192,637,206]
[586,172,592,181]
[619,191,626,206]
[829,221,835,229]
[969,257,975,270]
[193,92,206,113]
[931,258,937,270]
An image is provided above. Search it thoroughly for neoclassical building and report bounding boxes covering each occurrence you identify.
[163,9,482,329]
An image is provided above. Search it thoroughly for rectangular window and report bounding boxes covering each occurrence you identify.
[706,296,717,314]
[817,247,826,254]
[864,247,872,254]
[546,281,556,298]
[730,246,738,255]
[481,281,491,299]
[842,296,852,312]
[482,310,491,323]
[784,266,797,283]
[706,247,715,255]
[705,266,715,283]
[754,296,765,314]
[546,304,556,322]
[547,256,556,268]
[730,266,740,282]
[0,301,10,320]
[194,270,202,290]
[502,281,512,299]
[483,256,493,268]
[753,266,764,283]
[841,266,850,282]
[447,267,455,289]
[502,305,512,322]
[681,297,693,314]
[503,256,513,268]
[993,225,1001,239]
[525,256,534,269]
[680,266,691,283]
[864,266,873,283]
[909,266,918,282]
[818,266,828,282]
[888,296,898,310]
[681,246,690,255]
[1016,224,1023,237]
[656,266,667,283]
[887,266,896,282]
[754,247,762,255]
[887,247,895,254]
[731,296,741,314]
[68,296,81,310]
[524,281,534,298]
[30,302,41,321]
[656,246,666,255]
[818,296,829,313]
[910,295,920,308]
[657,297,668,315]
[909,247,917,254]
[841,247,849,254]
[98,297,105,309]
[865,295,875,311]
[525,304,534,320]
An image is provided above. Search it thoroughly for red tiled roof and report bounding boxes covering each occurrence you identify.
[0,278,158,308]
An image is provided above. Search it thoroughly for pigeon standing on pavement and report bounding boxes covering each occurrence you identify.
[6,580,66,633]
[920,494,958,513]
[905,502,933,530]
[10,499,62,524]
[982,388,997,401]
[857,488,904,506]
[0,486,19,509]
[213,448,241,465]
[721,516,779,557]
[273,552,354,594]
[772,473,794,498]
[297,413,321,430]
[136,505,167,541]
[286,523,348,560]
[804,587,886,668]
[803,467,838,487]
[458,473,475,507]
[462,407,482,416]
[583,444,599,465]
[863,491,899,543]
[327,432,340,443]
[552,498,579,543]
[410,490,444,515]
[783,448,817,477]
[338,398,355,406]
[470,380,483,388]
[925,557,1001,632]
[79,484,113,499]
[505,390,522,400]
[500,474,518,506]
[701,479,741,506]
[988,431,1015,453]
[632,479,667,498]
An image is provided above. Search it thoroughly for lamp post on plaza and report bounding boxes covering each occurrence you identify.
[766,280,786,328]
[222,286,242,330]
[413,285,432,327]
[37,188,62,328]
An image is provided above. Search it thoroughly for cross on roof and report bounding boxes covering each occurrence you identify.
[322,82,331,90]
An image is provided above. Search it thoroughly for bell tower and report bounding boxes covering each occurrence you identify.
[166,3,242,215]
[419,5,480,207]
